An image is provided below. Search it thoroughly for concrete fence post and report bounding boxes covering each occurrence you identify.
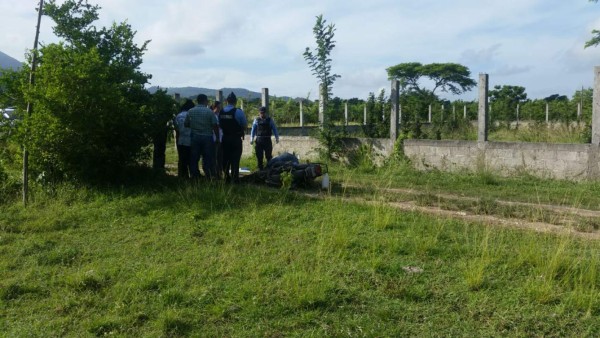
[478,73,489,142]
[299,100,304,128]
[399,104,402,127]
[592,66,600,145]
[261,88,269,113]
[216,90,223,104]
[344,102,348,126]
[546,103,549,124]
[363,104,367,125]
[428,105,432,123]
[441,105,445,123]
[577,102,582,120]
[390,79,400,141]
[516,103,520,129]
[464,105,467,119]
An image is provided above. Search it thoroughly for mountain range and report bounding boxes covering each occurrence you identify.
[0,51,23,72]
[147,86,300,102]
[0,50,293,101]
[147,86,264,100]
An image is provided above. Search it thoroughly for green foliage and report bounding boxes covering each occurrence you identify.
[489,85,527,123]
[315,120,346,161]
[0,162,21,204]
[280,170,292,190]
[362,89,390,138]
[303,14,340,103]
[386,62,476,96]
[0,68,28,110]
[586,0,600,48]
[16,0,168,182]
[347,144,376,172]
[304,14,343,159]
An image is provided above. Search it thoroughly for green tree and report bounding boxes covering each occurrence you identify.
[386,62,476,139]
[303,14,343,159]
[386,62,476,96]
[362,90,389,138]
[586,0,600,47]
[303,14,341,114]
[21,0,157,182]
[572,87,593,121]
[489,85,527,124]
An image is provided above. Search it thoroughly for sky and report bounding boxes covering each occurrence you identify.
[1,0,600,101]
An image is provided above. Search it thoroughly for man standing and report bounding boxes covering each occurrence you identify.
[185,94,219,179]
[173,99,195,178]
[211,100,223,178]
[250,106,279,170]
[219,92,247,183]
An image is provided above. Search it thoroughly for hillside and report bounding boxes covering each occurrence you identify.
[0,51,22,71]
[147,86,300,101]
[147,86,263,100]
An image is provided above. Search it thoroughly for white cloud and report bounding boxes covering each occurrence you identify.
[2,0,599,100]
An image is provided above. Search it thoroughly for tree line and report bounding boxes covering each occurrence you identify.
[0,1,597,187]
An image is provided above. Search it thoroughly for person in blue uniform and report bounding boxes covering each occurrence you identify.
[250,106,279,170]
[219,92,247,182]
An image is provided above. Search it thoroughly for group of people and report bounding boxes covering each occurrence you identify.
[173,92,279,182]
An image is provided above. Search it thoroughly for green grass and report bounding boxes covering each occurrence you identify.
[488,122,589,144]
[1,174,600,336]
[336,159,600,210]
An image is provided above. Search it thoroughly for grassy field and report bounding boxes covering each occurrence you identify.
[1,158,600,336]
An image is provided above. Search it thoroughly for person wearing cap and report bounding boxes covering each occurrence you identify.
[219,92,247,183]
[185,94,219,179]
[250,106,280,170]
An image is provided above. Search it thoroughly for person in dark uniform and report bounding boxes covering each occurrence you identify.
[211,100,224,178]
[250,106,279,170]
[219,92,247,182]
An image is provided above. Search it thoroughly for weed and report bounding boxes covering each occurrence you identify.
[160,310,192,336]
[88,317,122,336]
[1,283,29,301]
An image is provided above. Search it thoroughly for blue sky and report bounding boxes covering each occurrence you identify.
[1,0,600,101]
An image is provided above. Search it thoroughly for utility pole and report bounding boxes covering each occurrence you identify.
[23,0,44,206]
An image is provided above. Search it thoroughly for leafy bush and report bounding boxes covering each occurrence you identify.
[17,0,176,182]
[0,162,20,204]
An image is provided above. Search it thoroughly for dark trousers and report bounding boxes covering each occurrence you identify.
[152,129,168,170]
[222,135,243,182]
[255,137,273,170]
[215,142,223,178]
[190,133,216,179]
[176,144,191,178]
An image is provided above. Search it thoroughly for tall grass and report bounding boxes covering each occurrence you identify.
[1,149,600,335]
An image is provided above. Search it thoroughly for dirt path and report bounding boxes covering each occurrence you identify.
[302,183,600,240]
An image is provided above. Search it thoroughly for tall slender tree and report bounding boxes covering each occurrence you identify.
[303,14,343,159]
[303,14,341,124]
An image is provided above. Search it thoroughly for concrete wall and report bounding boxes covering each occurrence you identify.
[404,139,600,181]
[240,136,600,181]
[241,136,394,164]
[242,136,321,161]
